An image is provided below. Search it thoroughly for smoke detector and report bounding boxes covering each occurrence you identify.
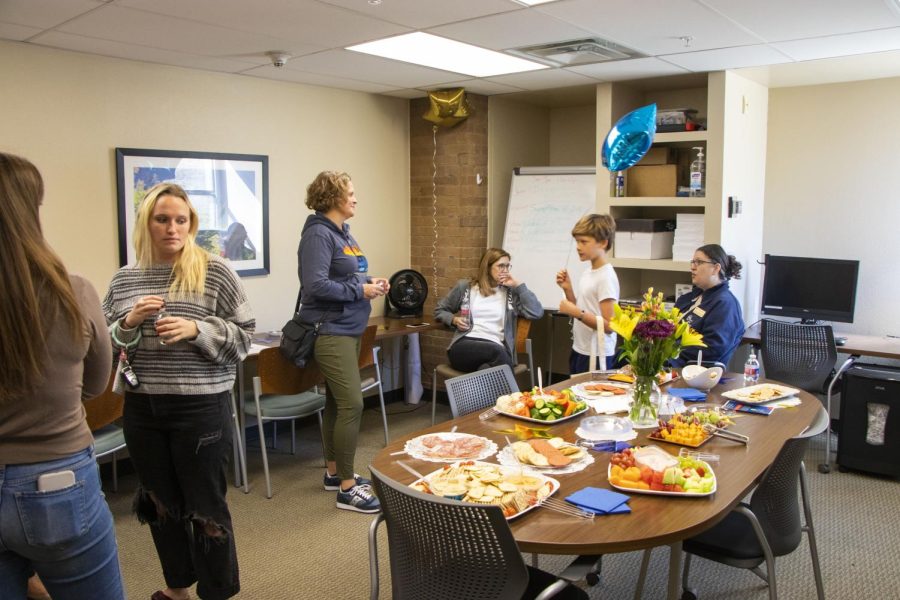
[509,37,644,67]
[266,51,291,68]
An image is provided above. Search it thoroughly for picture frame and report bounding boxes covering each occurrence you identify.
[115,148,269,277]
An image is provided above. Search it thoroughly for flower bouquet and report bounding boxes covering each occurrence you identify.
[609,288,705,427]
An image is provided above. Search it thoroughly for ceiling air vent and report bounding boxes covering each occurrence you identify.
[509,37,644,66]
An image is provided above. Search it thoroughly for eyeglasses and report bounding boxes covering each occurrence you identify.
[494,263,512,271]
[689,259,716,267]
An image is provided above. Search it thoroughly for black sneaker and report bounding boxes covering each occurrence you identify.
[323,471,372,491]
[336,483,381,513]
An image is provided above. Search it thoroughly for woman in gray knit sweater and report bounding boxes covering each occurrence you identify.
[104,183,254,600]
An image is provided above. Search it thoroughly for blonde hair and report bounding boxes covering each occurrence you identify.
[305,171,352,212]
[471,248,510,296]
[571,213,615,251]
[133,182,208,297]
[0,152,84,399]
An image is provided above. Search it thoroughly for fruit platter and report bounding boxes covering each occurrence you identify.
[404,432,498,463]
[647,409,735,448]
[502,437,588,469]
[607,446,716,496]
[409,461,559,519]
[495,388,588,423]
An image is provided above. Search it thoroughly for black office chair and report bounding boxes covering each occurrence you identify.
[676,406,829,600]
[445,364,520,419]
[368,466,589,600]
[759,320,837,394]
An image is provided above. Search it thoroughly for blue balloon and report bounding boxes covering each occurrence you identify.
[601,104,657,172]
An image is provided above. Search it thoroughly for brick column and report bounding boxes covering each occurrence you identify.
[409,93,488,385]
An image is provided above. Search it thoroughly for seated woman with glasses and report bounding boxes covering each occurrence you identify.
[435,248,543,373]
[671,244,745,369]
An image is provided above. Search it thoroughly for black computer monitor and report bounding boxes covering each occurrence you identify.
[761,255,859,324]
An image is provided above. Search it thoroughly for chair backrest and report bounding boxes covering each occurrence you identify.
[749,406,829,557]
[370,466,528,600]
[256,347,325,396]
[759,319,837,393]
[514,317,531,355]
[358,324,378,370]
[83,373,123,432]
[445,365,519,418]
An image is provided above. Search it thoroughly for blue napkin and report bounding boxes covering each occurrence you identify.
[565,487,631,515]
[668,388,708,401]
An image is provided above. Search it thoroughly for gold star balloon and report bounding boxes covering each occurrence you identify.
[423,88,471,128]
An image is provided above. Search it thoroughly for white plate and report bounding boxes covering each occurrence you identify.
[498,442,590,470]
[410,461,560,520]
[607,461,717,497]
[720,383,801,404]
[570,381,631,399]
[404,432,498,463]
[495,404,589,424]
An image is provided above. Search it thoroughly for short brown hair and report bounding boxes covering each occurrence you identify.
[571,214,615,251]
[305,171,352,212]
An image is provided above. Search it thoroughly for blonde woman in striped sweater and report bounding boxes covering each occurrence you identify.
[104,183,254,600]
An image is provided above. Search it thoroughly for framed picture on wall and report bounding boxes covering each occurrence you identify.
[115,148,269,277]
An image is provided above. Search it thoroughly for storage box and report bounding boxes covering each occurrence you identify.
[626,164,683,197]
[614,219,675,259]
[637,146,677,165]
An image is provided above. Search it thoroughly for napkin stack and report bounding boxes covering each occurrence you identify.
[667,388,708,402]
[566,487,631,515]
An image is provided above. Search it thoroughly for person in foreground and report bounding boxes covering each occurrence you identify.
[556,214,620,373]
[671,243,745,369]
[104,183,254,600]
[0,152,124,599]
[298,171,389,514]
[435,248,543,372]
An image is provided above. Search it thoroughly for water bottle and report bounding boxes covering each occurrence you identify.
[459,297,471,329]
[743,347,760,385]
[689,146,705,197]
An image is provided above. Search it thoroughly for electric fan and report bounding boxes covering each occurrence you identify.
[385,269,428,318]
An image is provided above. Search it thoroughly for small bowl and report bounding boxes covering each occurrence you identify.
[578,415,633,440]
[681,364,724,390]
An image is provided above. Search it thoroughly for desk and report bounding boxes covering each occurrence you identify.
[370,374,819,599]
[743,322,900,360]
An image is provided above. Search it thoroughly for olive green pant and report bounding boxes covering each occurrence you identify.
[314,334,363,481]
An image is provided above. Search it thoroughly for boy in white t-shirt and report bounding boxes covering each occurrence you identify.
[555,214,620,374]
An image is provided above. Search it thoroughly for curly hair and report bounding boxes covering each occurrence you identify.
[305,171,352,212]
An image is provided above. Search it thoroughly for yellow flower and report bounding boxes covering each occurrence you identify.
[681,327,706,348]
[610,304,640,341]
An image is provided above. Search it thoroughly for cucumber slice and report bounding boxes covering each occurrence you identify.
[538,407,551,415]
[534,398,545,409]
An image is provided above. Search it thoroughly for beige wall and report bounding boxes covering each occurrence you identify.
[549,105,596,167]
[765,76,900,338]
[1,41,410,332]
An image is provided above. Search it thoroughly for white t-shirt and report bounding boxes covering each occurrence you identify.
[572,263,619,357]
[467,287,505,346]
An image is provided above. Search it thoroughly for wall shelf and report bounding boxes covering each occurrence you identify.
[609,197,706,207]
[654,131,709,143]
[609,258,692,271]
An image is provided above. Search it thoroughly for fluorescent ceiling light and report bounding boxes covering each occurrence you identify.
[513,0,560,5]
[347,32,548,77]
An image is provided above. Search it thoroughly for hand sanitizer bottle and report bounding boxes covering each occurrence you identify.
[744,347,760,385]
[689,146,705,197]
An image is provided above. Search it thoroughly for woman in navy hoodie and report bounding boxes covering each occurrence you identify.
[297,171,389,514]
[672,244,745,369]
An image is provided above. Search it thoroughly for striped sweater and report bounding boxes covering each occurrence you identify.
[102,254,255,396]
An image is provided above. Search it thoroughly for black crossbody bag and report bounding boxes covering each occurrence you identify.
[279,288,328,368]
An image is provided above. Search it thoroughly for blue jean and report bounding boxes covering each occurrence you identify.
[0,447,124,600]
[569,351,616,375]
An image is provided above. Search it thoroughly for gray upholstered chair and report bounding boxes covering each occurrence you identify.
[445,364,520,419]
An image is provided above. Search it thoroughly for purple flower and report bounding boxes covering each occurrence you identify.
[633,319,675,340]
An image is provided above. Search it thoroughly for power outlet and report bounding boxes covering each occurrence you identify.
[728,196,743,218]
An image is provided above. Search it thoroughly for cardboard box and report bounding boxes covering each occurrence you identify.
[626,164,682,197]
[637,146,677,165]
[614,219,676,259]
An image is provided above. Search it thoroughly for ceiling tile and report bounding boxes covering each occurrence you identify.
[382,89,428,99]
[428,9,595,51]
[0,0,104,30]
[537,0,764,55]
[426,78,526,95]
[118,0,408,49]
[317,0,518,29]
[242,64,400,93]
[31,31,263,72]
[286,49,464,88]
[772,28,900,62]
[568,56,688,80]
[487,67,596,90]
[55,4,322,57]
[739,49,900,88]
[0,22,42,41]
[700,0,900,42]
[662,44,792,72]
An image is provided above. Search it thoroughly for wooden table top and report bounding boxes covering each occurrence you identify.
[368,315,443,340]
[370,373,819,555]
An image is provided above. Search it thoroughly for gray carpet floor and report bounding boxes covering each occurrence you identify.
[105,401,900,600]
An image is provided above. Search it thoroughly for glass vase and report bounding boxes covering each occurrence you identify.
[629,374,660,428]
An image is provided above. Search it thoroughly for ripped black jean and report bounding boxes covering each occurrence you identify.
[123,391,239,600]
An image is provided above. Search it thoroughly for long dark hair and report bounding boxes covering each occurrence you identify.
[698,244,742,281]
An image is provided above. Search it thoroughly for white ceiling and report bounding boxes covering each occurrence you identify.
[2,0,900,98]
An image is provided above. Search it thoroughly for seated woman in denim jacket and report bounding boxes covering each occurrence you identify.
[435,248,544,372]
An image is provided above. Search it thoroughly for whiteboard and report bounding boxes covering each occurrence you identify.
[501,167,597,310]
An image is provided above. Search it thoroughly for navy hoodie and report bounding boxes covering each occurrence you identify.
[297,213,371,336]
[671,281,744,368]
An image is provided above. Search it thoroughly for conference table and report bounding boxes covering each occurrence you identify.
[370,372,820,599]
